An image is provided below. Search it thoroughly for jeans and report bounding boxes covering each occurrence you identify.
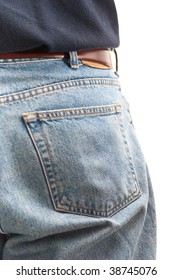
[0,54,156,260]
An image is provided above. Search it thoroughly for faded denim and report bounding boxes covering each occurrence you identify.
[0,57,156,259]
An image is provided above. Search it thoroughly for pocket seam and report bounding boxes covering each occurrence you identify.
[23,104,122,122]
[116,114,140,195]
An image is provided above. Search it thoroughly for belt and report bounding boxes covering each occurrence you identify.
[0,49,113,69]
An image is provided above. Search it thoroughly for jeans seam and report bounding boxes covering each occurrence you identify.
[116,114,140,196]
[0,78,120,105]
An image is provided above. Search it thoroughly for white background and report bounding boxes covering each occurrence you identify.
[116,0,173,263]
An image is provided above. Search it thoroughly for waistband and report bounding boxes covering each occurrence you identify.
[0,49,116,70]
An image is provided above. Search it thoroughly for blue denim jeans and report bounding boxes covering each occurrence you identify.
[0,55,156,259]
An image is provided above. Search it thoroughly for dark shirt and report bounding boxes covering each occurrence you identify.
[0,0,119,53]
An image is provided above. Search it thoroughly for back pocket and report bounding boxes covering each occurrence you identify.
[23,104,140,218]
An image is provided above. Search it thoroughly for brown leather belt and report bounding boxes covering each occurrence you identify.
[0,49,113,69]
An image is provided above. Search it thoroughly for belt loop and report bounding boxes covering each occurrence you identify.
[69,51,79,69]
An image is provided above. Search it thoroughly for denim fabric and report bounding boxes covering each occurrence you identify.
[0,57,156,259]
